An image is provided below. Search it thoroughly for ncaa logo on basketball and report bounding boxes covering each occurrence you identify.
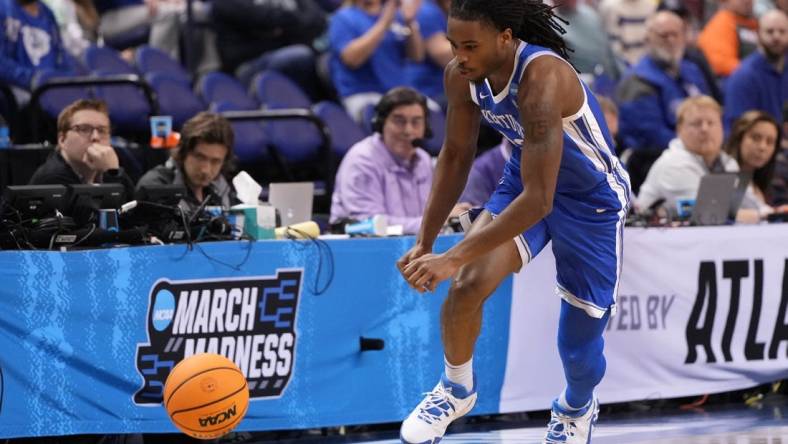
[132,269,303,405]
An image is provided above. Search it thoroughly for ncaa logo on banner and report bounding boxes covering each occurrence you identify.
[133,269,303,405]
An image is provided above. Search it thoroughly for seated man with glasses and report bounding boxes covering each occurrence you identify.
[331,87,470,234]
[29,99,134,199]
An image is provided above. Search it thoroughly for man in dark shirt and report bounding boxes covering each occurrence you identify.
[136,112,238,214]
[29,98,134,196]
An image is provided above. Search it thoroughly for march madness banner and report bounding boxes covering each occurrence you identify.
[500,224,788,413]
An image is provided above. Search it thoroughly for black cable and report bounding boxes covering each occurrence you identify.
[70,224,97,248]
[194,237,255,271]
[285,227,334,296]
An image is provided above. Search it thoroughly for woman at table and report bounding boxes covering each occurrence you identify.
[724,110,788,223]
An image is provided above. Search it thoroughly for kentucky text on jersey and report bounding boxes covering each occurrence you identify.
[470,41,631,202]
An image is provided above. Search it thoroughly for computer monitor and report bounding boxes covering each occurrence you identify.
[268,182,314,227]
[690,173,742,226]
[136,184,186,206]
[2,184,68,218]
[67,183,125,211]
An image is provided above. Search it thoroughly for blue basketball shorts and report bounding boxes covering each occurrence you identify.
[460,177,628,319]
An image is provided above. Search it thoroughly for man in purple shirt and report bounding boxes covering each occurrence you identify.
[331,87,469,234]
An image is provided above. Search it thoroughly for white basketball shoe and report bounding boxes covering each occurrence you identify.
[400,374,477,444]
[543,395,599,443]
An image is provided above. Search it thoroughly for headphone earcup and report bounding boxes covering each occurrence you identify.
[423,112,433,140]
[371,104,383,133]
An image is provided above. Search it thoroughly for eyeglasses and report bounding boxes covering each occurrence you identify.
[69,124,111,138]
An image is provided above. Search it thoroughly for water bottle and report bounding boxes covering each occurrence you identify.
[0,124,10,149]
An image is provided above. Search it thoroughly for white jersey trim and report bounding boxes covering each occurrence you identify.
[556,284,614,319]
[469,82,479,106]
[485,40,527,105]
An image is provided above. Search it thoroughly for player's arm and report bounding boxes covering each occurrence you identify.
[413,60,481,251]
[443,56,579,266]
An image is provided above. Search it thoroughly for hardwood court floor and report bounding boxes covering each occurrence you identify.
[355,399,788,444]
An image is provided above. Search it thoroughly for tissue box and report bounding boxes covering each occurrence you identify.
[229,204,276,239]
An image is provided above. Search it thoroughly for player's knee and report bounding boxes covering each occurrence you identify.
[447,276,487,308]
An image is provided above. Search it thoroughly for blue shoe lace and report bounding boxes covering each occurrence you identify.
[415,384,457,425]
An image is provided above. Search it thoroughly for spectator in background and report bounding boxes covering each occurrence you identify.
[597,95,620,145]
[616,11,711,152]
[459,139,511,207]
[772,105,788,205]
[137,112,238,213]
[0,0,74,94]
[212,0,327,89]
[329,0,425,122]
[42,0,98,57]
[555,0,621,79]
[724,9,788,129]
[724,111,788,221]
[95,0,182,59]
[756,0,788,16]
[636,96,739,216]
[658,0,725,103]
[697,0,759,77]
[598,0,656,67]
[330,87,467,234]
[29,99,134,198]
[408,0,451,107]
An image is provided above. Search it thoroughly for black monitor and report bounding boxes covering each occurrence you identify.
[67,183,125,210]
[2,184,68,218]
[135,184,186,206]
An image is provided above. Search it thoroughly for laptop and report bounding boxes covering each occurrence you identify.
[267,182,314,227]
[690,173,749,226]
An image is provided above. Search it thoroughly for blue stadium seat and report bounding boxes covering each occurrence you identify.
[135,45,191,85]
[251,70,312,108]
[210,101,271,164]
[83,45,137,74]
[145,73,204,129]
[196,72,258,111]
[252,70,322,164]
[92,69,152,133]
[31,70,93,119]
[312,101,365,157]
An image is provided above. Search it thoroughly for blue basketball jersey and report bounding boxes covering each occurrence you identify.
[470,41,631,210]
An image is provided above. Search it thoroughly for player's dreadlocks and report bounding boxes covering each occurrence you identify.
[450,0,571,60]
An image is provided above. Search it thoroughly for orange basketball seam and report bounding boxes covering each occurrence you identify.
[170,384,248,417]
[172,401,248,434]
[165,365,245,407]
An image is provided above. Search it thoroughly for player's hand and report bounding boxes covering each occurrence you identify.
[82,143,119,173]
[402,253,460,293]
[397,242,431,276]
[449,202,473,219]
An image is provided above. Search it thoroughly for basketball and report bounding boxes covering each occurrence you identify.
[163,353,249,440]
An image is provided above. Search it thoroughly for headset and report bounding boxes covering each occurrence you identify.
[370,87,433,140]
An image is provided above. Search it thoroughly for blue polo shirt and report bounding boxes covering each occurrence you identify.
[0,0,72,89]
[407,0,446,100]
[724,51,788,130]
[329,5,410,97]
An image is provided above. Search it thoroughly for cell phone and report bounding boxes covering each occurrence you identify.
[150,115,173,138]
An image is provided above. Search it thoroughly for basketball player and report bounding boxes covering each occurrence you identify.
[396,1,631,443]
